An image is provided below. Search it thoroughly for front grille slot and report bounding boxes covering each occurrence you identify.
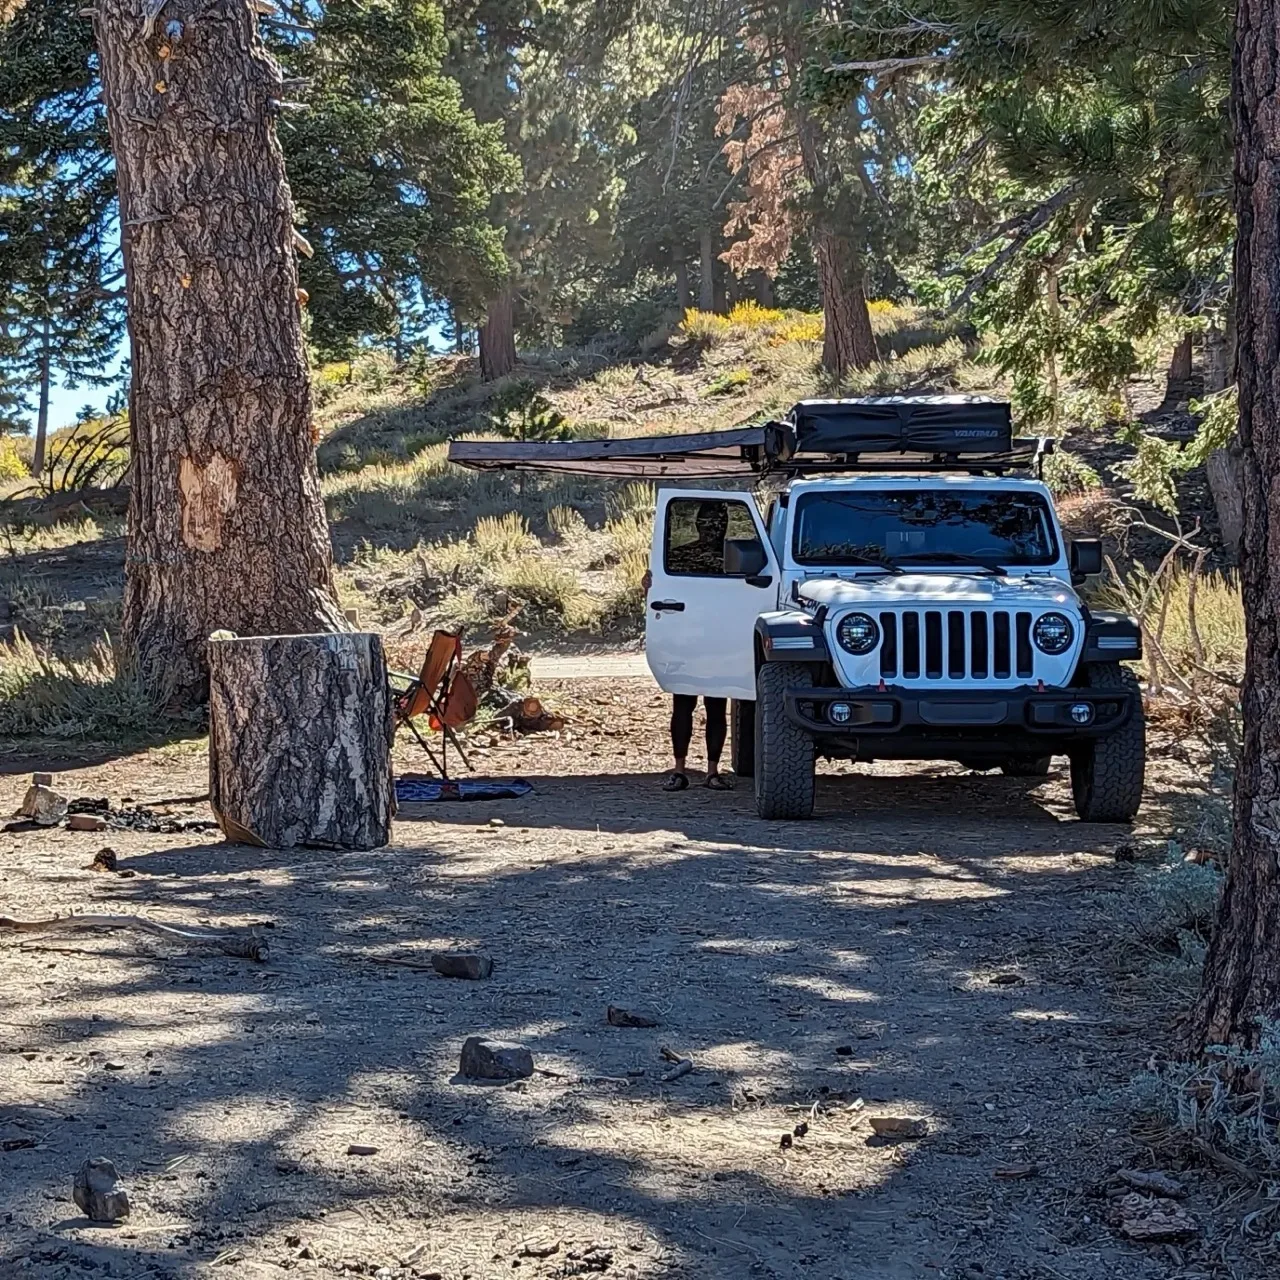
[1015,611,1034,678]
[970,612,989,679]
[869,608,1040,684]
[902,611,921,678]
[879,612,898,678]
[924,611,943,679]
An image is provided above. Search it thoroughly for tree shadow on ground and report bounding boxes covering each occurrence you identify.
[0,762,1179,1280]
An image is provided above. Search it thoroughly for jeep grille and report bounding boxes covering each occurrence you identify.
[878,609,1036,682]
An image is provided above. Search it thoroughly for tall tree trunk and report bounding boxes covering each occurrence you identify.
[672,250,691,311]
[1205,309,1244,556]
[698,228,716,313]
[755,270,775,309]
[1167,331,1194,390]
[813,228,876,382]
[479,284,516,381]
[93,0,343,705]
[1186,0,1280,1056]
[793,101,875,381]
[32,318,50,478]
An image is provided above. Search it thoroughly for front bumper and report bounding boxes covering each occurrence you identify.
[784,685,1136,738]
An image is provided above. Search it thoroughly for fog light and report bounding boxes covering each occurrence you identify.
[829,702,852,725]
[1069,702,1093,725]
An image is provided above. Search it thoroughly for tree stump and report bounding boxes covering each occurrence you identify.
[208,633,394,850]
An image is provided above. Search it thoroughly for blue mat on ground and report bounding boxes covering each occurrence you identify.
[395,776,534,804]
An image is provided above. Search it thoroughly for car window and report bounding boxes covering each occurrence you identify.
[793,489,1059,566]
[665,497,760,576]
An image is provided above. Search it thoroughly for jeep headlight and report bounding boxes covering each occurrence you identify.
[1033,612,1074,655]
[836,612,880,655]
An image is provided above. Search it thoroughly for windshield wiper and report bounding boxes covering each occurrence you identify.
[892,552,1008,576]
[810,553,904,575]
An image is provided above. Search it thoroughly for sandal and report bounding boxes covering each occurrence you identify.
[704,773,734,791]
[662,771,690,792]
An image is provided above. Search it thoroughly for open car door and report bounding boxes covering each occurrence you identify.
[646,489,778,699]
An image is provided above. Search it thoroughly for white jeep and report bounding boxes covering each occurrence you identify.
[645,469,1144,821]
[449,395,1145,822]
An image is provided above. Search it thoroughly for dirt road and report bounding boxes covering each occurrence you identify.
[0,679,1230,1279]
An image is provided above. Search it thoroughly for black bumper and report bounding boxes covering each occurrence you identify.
[784,685,1136,738]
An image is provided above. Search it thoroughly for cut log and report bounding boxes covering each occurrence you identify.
[208,633,394,850]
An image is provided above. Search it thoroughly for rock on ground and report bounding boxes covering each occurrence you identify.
[72,1157,130,1222]
[460,1036,534,1080]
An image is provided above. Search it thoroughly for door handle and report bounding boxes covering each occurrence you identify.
[746,575,773,589]
[650,600,686,612]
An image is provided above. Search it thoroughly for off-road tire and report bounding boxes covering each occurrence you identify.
[1069,663,1145,822]
[754,663,815,820]
[731,699,755,778]
[1001,756,1053,778]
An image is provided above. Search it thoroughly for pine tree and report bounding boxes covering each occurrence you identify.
[280,0,518,360]
[0,0,121,472]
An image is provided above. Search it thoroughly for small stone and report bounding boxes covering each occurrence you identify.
[104,1060,126,1071]
[346,1144,379,1156]
[868,1116,928,1139]
[989,972,1023,986]
[834,1045,854,1056]
[73,1157,131,1222]
[32,772,53,787]
[779,1132,793,1149]
[89,848,118,872]
[793,1121,809,1138]
[1113,1193,1198,1241]
[431,951,494,980]
[69,814,108,833]
[459,1036,534,1081]
[606,1005,660,1028]
[520,1241,561,1260]
[18,784,69,827]
[488,817,505,827]
[284,1234,302,1248]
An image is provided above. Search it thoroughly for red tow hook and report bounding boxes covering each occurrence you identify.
[878,679,887,692]
[1037,679,1046,693]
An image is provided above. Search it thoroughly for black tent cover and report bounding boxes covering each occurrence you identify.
[448,395,1015,478]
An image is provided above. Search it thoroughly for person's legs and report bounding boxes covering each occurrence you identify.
[704,697,728,775]
[667,695,696,787]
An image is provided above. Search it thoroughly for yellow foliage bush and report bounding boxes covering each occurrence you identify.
[0,436,29,482]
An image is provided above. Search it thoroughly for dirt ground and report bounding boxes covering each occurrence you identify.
[0,677,1262,1280]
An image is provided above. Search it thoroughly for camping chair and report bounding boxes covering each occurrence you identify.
[390,631,478,779]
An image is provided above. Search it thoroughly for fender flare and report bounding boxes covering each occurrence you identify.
[754,611,830,665]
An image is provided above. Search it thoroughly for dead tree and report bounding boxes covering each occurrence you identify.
[93,0,345,704]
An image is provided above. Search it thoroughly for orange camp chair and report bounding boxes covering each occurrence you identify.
[390,631,478,778]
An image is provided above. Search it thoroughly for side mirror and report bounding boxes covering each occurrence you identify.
[724,538,767,577]
[1070,539,1103,583]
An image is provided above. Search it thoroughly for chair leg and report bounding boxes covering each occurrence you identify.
[401,714,447,778]
[444,724,472,773]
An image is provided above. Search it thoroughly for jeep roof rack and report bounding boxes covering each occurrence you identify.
[448,395,1054,478]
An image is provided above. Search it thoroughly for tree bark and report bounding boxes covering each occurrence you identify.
[1167,331,1194,386]
[93,0,343,705]
[672,249,691,311]
[1186,0,1280,1056]
[479,283,516,381]
[208,632,394,850]
[792,99,875,381]
[814,228,876,381]
[698,227,716,313]
[32,317,50,478]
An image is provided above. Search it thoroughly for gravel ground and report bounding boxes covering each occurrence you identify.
[0,678,1264,1280]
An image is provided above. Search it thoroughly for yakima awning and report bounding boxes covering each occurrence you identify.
[447,397,1041,478]
[447,425,776,478]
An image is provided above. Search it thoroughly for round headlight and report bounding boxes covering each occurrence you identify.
[836,612,880,655]
[1033,612,1074,655]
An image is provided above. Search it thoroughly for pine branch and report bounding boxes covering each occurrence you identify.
[826,54,947,77]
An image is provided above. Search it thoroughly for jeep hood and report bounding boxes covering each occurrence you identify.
[797,573,1078,609]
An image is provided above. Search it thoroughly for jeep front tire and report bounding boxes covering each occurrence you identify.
[731,699,755,778]
[1069,663,1145,822]
[754,663,814,819]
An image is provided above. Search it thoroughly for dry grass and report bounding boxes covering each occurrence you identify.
[0,631,171,740]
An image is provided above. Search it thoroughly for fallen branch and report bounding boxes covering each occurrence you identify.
[0,914,268,962]
[1192,1136,1263,1184]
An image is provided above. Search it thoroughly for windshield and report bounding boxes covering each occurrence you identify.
[792,488,1059,567]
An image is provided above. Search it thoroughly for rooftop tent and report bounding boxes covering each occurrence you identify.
[791,396,1013,456]
[446,396,1020,477]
